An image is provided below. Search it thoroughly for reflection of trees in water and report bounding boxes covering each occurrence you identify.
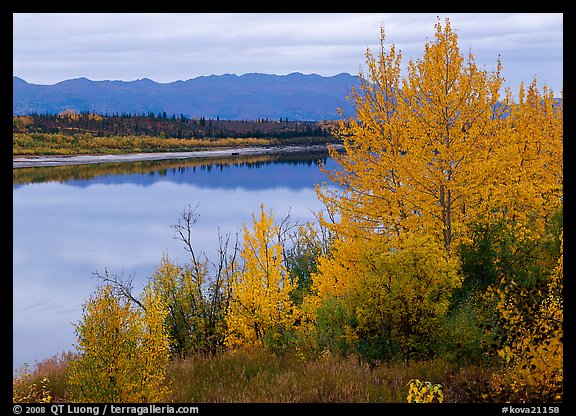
[197,154,328,173]
[13,150,336,185]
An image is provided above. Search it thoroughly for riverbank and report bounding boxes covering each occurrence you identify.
[13,144,340,168]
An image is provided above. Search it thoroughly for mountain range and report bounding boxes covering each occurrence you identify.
[13,73,360,121]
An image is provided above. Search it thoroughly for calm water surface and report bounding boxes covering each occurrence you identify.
[13,152,339,371]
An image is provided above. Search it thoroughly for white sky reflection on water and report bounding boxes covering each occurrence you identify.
[13,157,334,371]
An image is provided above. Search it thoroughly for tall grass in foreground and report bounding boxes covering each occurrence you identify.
[14,348,494,403]
[13,352,74,403]
[167,348,493,403]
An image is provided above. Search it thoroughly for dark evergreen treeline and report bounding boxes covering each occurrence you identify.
[13,111,338,139]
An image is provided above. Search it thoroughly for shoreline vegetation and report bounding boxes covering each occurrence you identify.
[13,112,342,166]
[12,113,344,168]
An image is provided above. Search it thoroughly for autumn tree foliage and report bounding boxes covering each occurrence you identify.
[147,249,234,357]
[319,19,514,253]
[484,230,563,402]
[496,80,563,240]
[146,256,218,357]
[311,16,562,374]
[67,284,171,402]
[225,205,299,350]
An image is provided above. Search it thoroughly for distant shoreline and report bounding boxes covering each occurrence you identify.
[13,144,341,168]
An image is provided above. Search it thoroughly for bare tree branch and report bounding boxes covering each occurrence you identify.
[92,269,145,311]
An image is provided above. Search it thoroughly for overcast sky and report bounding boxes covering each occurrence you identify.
[13,13,563,95]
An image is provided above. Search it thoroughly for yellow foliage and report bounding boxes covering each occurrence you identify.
[58,109,81,121]
[13,364,52,403]
[146,254,222,355]
[319,18,562,258]
[311,17,562,365]
[226,205,299,348]
[488,231,563,402]
[308,231,461,359]
[320,18,511,255]
[406,379,444,403]
[67,284,171,402]
[139,287,172,401]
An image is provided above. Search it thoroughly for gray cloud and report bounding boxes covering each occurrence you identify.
[13,13,562,93]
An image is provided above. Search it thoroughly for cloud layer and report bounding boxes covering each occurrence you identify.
[13,13,563,93]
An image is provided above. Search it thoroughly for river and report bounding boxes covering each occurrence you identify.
[13,150,340,372]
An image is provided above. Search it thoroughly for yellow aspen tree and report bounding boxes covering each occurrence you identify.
[138,285,172,402]
[496,80,563,242]
[67,284,171,402]
[319,18,508,256]
[225,205,298,349]
[314,17,562,305]
[68,285,139,402]
[313,18,509,311]
[398,19,512,252]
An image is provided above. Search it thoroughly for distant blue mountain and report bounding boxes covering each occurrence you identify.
[13,73,360,121]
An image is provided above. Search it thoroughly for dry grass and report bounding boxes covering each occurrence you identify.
[14,348,494,403]
[166,348,493,403]
[13,352,74,402]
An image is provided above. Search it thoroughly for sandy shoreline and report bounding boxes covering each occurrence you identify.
[13,145,338,168]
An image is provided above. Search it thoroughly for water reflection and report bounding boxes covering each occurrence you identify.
[13,151,339,372]
[13,151,335,188]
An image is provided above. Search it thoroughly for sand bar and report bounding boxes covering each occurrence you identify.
[13,145,338,168]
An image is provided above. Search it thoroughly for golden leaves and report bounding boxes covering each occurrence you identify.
[225,205,298,349]
[12,364,53,403]
[319,18,562,259]
[487,231,563,402]
[406,378,445,403]
[67,284,171,402]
